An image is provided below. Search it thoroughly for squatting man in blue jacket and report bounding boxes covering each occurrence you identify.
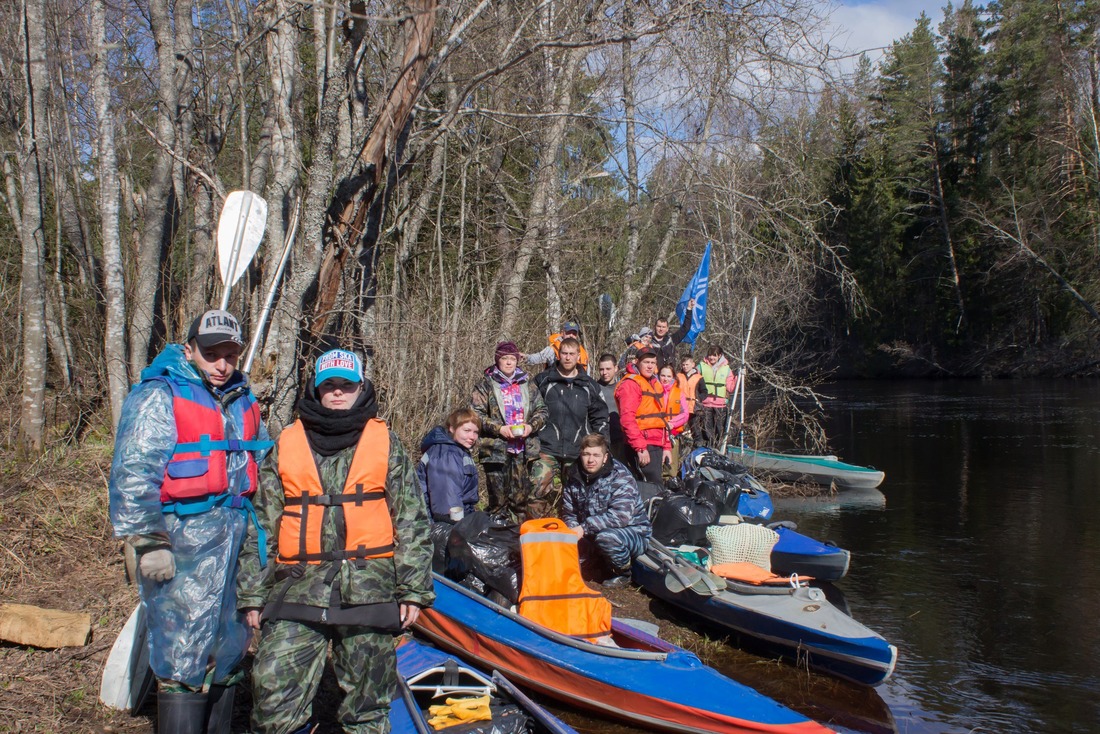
[108,308,272,734]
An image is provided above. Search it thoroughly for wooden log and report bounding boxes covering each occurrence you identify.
[0,603,91,648]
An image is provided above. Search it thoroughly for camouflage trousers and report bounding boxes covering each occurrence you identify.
[250,619,397,734]
[528,454,575,519]
[483,454,532,524]
[580,526,650,573]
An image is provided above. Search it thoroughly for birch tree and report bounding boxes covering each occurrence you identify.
[18,0,49,452]
[92,0,129,428]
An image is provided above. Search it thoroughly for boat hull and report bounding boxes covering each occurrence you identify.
[632,554,896,687]
[727,448,885,490]
[414,574,833,734]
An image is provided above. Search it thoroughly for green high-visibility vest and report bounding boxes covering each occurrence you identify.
[699,361,731,400]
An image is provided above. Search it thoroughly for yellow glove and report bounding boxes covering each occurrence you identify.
[444,695,491,722]
[427,713,461,730]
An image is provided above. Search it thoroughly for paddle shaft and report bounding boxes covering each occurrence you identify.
[720,297,757,452]
[244,196,300,373]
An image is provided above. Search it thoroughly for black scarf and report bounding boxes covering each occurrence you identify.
[296,381,379,456]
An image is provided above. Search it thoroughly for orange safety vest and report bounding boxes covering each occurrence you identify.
[548,333,589,371]
[661,382,683,425]
[517,518,612,640]
[276,418,394,565]
[677,372,702,414]
[624,373,667,431]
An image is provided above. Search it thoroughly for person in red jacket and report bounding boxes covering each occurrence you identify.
[614,348,671,485]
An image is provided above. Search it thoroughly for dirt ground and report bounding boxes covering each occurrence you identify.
[0,443,887,734]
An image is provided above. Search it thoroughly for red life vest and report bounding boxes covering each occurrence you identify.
[159,379,262,503]
[276,419,395,565]
[517,518,611,639]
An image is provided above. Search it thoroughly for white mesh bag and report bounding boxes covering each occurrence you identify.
[706,523,780,570]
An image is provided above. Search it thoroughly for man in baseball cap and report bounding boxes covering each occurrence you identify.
[181,309,246,388]
[525,318,590,372]
[185,308,244,349]
[108,307,270,732]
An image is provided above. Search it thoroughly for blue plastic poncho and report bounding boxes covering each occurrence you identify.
[109,345,271,687]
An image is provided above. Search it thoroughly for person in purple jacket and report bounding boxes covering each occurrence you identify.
[417,408,481,523]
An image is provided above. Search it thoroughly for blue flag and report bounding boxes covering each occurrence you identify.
[675,242,711,347]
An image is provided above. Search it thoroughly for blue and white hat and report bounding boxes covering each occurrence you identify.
[315,349,363,387]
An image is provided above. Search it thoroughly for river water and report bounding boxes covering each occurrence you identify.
[769,379,1100,733]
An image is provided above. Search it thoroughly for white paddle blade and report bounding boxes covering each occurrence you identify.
[99,603,152,710]
[217,190,268,288]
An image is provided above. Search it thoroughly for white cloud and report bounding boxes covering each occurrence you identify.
[829,0,948,64]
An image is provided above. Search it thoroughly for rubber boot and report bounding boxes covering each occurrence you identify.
[157,690,207,734]
[205,684,235,734]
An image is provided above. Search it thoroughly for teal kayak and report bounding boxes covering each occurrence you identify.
[727,447,884,490]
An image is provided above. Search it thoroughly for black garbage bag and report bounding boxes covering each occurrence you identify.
[690,478,742,517]
[650,494,717,546]
[429,521,453,573]
[693,449,749,475]
[446,511,521,603]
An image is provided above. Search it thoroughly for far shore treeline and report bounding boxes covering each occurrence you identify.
[1,0,1098,455]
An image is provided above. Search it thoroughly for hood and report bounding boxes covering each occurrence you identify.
[140,343,247,395]
[420,425,460,452]
[570,454,614,486]
[486,364,528,386]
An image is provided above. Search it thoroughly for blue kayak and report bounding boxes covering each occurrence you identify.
[392,637,576,734]
[414,574,835,734]
[771,526,851,581]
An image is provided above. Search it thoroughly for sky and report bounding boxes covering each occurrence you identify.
[830,0,952,62]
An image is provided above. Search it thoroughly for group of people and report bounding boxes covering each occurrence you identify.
[107,302,739,734]
[110,310,431,734]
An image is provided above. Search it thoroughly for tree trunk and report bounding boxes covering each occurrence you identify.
[129,0,180,375]
[498,44,587,336]
[18,0,50,453]
[252,0,302,385]
[269,5,345,426]
[91,0,128,430]
[313,0,438,337]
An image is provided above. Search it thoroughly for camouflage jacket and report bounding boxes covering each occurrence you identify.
[237,427,435,612]
[470,367,548,464]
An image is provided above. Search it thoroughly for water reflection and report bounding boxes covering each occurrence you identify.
[539,381,1100,734]
[783,380,1100,734]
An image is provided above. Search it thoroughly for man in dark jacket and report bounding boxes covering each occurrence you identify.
[653,297,694,369]
[530,338,609,518]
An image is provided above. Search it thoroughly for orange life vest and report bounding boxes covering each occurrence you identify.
[276,418,394,565]
[661,383,683,425]
[677,372,702,414]
[623,373,667,431]
[517,518,612,640]
[548,333,589,371]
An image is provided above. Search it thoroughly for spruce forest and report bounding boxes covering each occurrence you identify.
[1,0,1099,454]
